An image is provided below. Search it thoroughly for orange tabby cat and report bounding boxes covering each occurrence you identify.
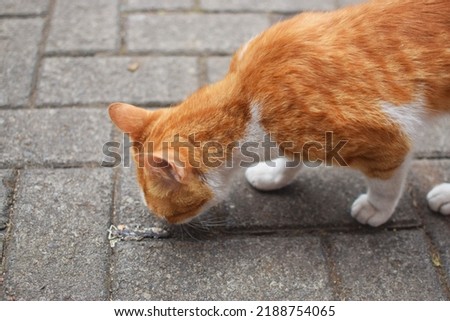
[109,0,450,226]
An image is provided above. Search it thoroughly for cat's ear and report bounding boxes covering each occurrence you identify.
[108,102,152,141]
[138,152,187,185]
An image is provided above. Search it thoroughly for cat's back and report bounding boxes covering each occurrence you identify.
[234,0,450,110]
[236,0,450,72]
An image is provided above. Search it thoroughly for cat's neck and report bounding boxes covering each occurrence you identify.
[172,73,251,146]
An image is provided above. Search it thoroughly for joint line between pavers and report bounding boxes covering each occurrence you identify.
[0,169,20,300]
[320,235,346,300]
[106,166,120,300]
[0,161,107,171]
[197,56,209,87]
[29,0,57,109]
[422,229,450,299]
[0,14,48,19]
[34,101,176,109]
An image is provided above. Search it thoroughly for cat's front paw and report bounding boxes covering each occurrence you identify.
[427,183,450,215]
[245,161,297,191]
[351,194,393,227]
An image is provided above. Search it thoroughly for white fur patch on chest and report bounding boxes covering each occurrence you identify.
[202,103,267,209]
[380,96,426,142]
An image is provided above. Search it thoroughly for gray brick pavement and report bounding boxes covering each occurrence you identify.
[209,166,420,230]
[112,236,332,300]
[0,0,449,301]
[206,56,231,84]
[0,170,13,230]
[121,0,196,11]
[337,0,366,6]
[37,57,198,106]
[0,0,49,16]
[126,14,270,54]
[4,168,112,300]
[0,108,111,167]
[328,230,446,300]
[0,18,44,107]
[46,0,119,54]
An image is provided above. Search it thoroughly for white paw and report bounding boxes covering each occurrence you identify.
[245,160,299,191]
[351,194,394,227]
[427,183,450,215]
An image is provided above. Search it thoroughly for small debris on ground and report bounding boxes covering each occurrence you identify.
[127,62,140,72]
[431,253,442,267]
[108,224,170,247]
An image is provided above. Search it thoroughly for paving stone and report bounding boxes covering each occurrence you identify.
[337,0,366,8]
[0,170,14,230]
[37,57,198,106]
[4,168,112,300]
[0,0,49,15]
[408,160,450,281]
[121,0,195,11]
[415,116,450,158]
[112,235,332,300]
[0,108,111,167]
[126,14,270,54]
[46,0,119,54]
[0,18,44,107]
[329,230,446,300]
[206,56,231,83]
[200,0,336,12]
[208,166,420,230]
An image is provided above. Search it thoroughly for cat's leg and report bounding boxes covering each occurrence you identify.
[427,183,450,215]
[245,157,302,191]
[351,154,412,227]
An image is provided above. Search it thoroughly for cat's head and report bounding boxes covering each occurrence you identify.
[108,102,217,224]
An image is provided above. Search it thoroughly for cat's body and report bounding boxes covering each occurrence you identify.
[109,0,450,225]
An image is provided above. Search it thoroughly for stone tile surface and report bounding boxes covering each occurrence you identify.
[126,14,270,54]
[0,18,44,107]
[206,56,231,83]
[121,0,195,11]
[0,108,111,167]
[112,236,332,300]
[37,57,198,106]
[46,0,119,54]
[329,230,446,300]
[4,168,112,300]
[0,0,49,15]
[200,0,336,12]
